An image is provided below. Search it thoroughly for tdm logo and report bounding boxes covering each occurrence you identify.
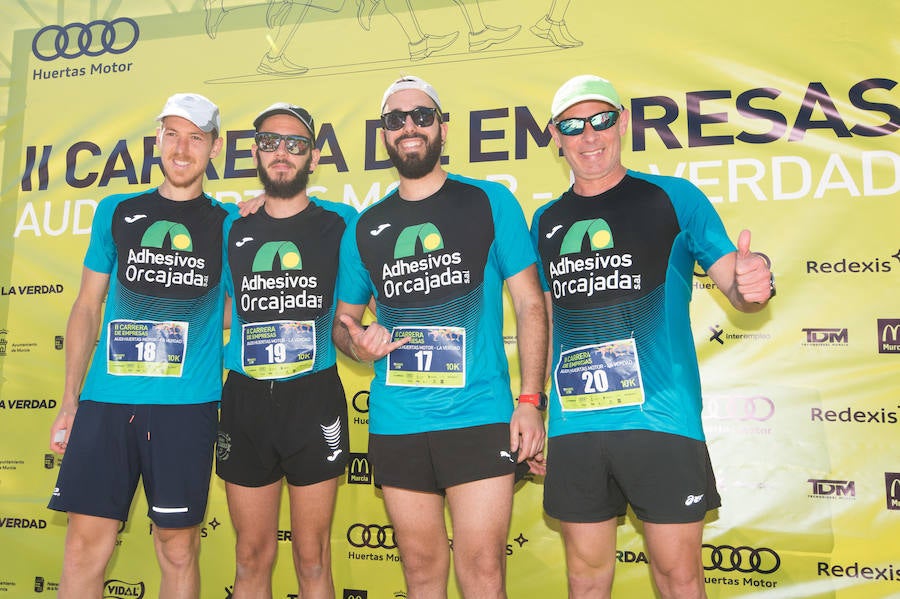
[141,220,193,251]
[559,218,614,255]
[808,479,855,499]
[393,222,443,258]
[801,328,848,346]
[252,241,302,271]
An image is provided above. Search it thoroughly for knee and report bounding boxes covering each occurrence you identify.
[453,544,505,587]
[154,528,200,570]
[235,536,277,573]
[293,539,329,582]
[651,565,705,599]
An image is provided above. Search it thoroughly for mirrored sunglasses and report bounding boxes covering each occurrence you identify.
[381,107,441,131]
[254,132,312,155]
[554,110,620,136]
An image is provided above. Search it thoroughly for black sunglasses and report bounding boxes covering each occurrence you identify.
[254,132,312,155]
[554,110,620,136]
[381,107,441,131]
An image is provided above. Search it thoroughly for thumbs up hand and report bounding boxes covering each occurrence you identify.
[734,229,774,304]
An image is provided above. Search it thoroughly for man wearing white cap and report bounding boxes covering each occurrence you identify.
[216,102,355,598]
[333,75,549,598]
[48,93,236,599]
[530,75,775,598]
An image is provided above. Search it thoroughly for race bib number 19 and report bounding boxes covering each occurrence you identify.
[107,319,188,377]
[242,320,316,380]
[554,339,644,411]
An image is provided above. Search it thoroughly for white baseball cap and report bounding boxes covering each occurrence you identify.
[157,93,221,133]
[381,75,442,113]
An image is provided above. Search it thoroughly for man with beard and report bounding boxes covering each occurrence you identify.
[217,103,354,598]
[48,93,235,598]
[333,76,548,599]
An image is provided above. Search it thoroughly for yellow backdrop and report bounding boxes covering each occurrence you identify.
[0,1,897,597]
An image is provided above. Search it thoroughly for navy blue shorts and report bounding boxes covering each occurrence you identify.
[544,430,721,524]
[369,423,516,493]
[216,366,349,487]
[48,400,217,528]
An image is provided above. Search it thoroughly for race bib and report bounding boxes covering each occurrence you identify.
[107,319,188,377]
[242,320,316,380]
[554,338,644,411]
[386,326,465,388]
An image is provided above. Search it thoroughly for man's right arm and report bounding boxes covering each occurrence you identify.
[332,300,406,364]
[50,267,109,453]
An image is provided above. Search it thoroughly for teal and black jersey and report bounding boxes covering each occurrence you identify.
[223,197,355,379]
[81,189,237,405]
[531,171,735,441]
[338,174,537,435]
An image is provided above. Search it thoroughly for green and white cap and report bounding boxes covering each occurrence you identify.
[551,75,623,119]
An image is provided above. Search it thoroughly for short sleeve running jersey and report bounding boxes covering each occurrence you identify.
[223,197,356,379]
[80,189,237,405]
[531,171,735,441]
[337,173,537,435]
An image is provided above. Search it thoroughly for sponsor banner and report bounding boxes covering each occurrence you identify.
[0,1,896,598]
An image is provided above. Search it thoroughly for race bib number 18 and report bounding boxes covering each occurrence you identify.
[107,319,188,377]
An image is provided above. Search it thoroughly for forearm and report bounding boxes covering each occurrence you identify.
[61,300,102,406]
[515,297,549,394]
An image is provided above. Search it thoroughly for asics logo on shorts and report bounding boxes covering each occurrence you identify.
[684,494,704,506]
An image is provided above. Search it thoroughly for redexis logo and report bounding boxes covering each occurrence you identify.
[559,218,614,255]
[252,241,302,271]
[141,220,193,251]
[32,18,140,61]
[394,222,444,259]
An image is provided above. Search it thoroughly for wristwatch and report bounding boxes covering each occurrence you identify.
[518,392,548,411]
[768,273,776,299]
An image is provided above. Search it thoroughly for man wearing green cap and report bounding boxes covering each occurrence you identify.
[530,75,775,599]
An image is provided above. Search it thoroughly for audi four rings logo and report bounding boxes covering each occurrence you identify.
[32,18,140,61]
[702,544,781,574]
[347,523,397,549]
[705,395,775,422]
[351,390,370,413]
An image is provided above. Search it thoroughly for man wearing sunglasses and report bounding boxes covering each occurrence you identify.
[217,103,355,598]
[531,75,775,599]
[333,75,548,599]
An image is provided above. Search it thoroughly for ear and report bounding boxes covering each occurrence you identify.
[209,135,224,159]
[617,109,630,136]
[549,123,563,149]
[308,148,322,173]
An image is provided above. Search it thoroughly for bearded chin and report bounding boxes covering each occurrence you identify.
[258,163,309,199]
[386,134,442,180]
